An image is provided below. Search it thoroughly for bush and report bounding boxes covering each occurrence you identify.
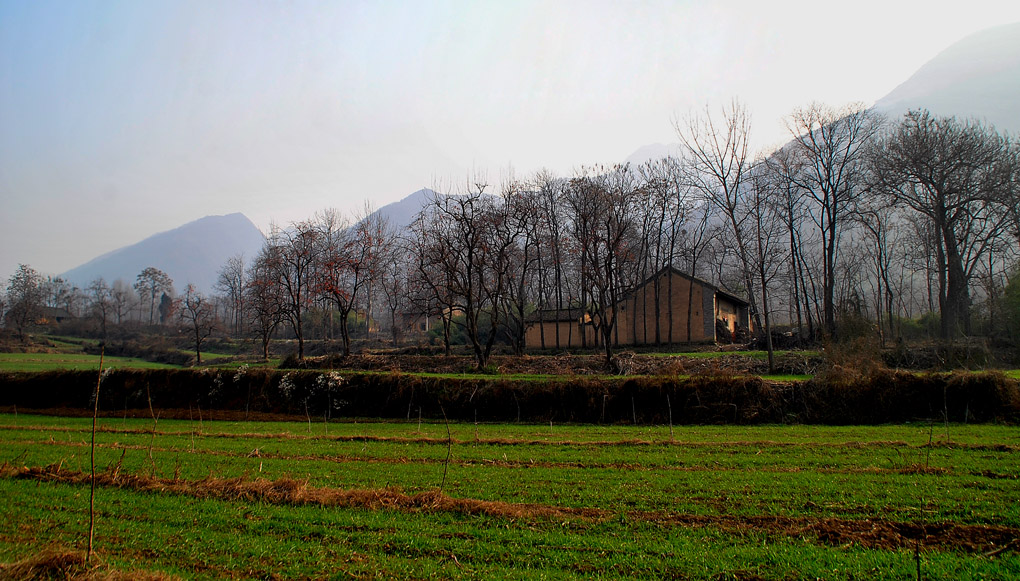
[816,336,885,387]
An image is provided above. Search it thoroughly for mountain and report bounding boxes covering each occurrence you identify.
[61,213,266,294]
[365,188,436,230]
[874,22,1020,133]
[625,143,681,166]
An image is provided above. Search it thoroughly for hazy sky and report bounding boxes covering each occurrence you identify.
[2,0,1019,282]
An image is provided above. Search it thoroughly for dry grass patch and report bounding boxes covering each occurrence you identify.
[5,463,1018,556]
[0,547,178,581]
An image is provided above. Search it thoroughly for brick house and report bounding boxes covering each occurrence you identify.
[525,266,751,349]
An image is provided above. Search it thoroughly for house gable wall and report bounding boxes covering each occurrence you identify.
[524,267,748,350]
[613,270,712,345]
[524,315,594,349]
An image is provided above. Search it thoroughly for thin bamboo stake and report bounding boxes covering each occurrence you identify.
[87,346,104,565]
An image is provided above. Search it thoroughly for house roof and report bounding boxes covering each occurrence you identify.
[525,265,749,325]
[625,265,749,307]
[715,288,749,307]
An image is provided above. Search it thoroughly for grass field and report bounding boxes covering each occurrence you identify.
[0,352,180,372]
[0,413,1017,579]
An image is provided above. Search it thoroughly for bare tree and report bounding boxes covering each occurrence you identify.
[378,246,410,346]
[870,110,1018,339]
[87,278,112,339]
[780,102,882,337]
[414,183,519,370]
[317,207,393,355]
[179,284,217,365]
[855,198,903,344]
[246,246,286,361]
[530,170,571,349]
[110,279,134,325]
[748,161,791,372]
[675,100,761,332]
[500,179,543,355]
[766,146,816,341]
[358,207,394,342]
[407,208,457,354]
[268,220,319,360]
[134,267,174,326]
[631,159,682,345]
[5,264,44,341]
[215,254,247,339]
[562,165,640,366]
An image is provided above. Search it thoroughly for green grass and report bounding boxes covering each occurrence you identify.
[760,373,813,381]
[206,358,282,369]
[1,414,1017,578]
[0,352,180,372]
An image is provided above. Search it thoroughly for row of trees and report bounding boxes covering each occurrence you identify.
[5,105,1019,370]
[2,264,220,363]
[206,106,1018,371]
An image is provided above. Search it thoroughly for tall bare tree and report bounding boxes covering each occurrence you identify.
[316,207,392,356]
[134,267,174,326]
[870,110,1018,339]
[414,183,520,369]
[675,100,761,332]
[110,279,134,325]
[407,208,457,354]
[766,146,816,341]
[378,245,410,346]
[179,283,216,365]
[246,246,286,361]
[562,165,640,366]
[268,220,319,360]
[779,102,881,337]
[530,171,571,349]
[501,179,543,355]
[87,278,112,339]
[216,254,247,339]
[5,264,44,341]
[748,161,791,372]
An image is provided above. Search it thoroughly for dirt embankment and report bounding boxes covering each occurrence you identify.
[290,351,821,376]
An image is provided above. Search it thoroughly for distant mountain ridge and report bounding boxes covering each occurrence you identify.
[61,213,266,294]
[621,23,1020,166]
[874,22,1020,133]
[364,188,436,230]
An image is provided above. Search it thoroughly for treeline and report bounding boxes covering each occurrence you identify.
[225,104,1020,370]
[4,104,1020,368]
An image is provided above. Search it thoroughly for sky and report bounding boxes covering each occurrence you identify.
[2,0,1019,283]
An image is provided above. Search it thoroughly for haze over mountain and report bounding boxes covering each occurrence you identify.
[61,213,266,294]
[622,22,1020,168]
[873,22,1020,133]
[366,188,436,231]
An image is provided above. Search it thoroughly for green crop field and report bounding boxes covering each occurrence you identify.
[0,352,180,372]
[0,413,1017,579]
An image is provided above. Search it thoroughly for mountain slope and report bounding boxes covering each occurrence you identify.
[364,188,436,231]
[874,22,1020,133]
[61,213,266,293]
